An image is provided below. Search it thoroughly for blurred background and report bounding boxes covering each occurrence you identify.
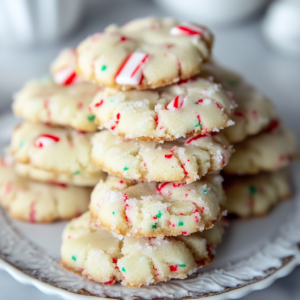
[0,0,299,299]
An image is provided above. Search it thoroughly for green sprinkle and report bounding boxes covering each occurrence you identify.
[122,267,126,272]
[73,171,81,175]
[203,189,208,195]
[71,256,77,261]
[101,65,107,71]
[228,79,238,87]
[20,140,25,148]
[112,211,115,215]
[178,221,184,226]
[178,264,186,267]
[87,115,95,122]
[194,102,199,104]
[195,122,201,128]
[152,224,157,229]
[110,98,115,103]
[123,167,129,171]
[156,211,162,219]
[249,185,257,195]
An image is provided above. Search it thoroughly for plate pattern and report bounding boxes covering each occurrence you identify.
[0,169,300,300]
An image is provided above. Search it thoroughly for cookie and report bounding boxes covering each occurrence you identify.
[61,212,223,287]
[90,173,225,237]
[202,63,277,143]
[0,157,91,223]
[10,122,104,179]
[13,78,101,132]
[89,76,235,142]
[76,17,213,90]
[223,124,297,174]
[15,163,103,187]
[51,48,83,86]
[224,170,291,218]
[91,130,233,183]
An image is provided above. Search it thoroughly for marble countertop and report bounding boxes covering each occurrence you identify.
[0,0,299,299]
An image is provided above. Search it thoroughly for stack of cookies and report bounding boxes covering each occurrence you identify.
[60,18,237,287]
[0,49,106,222]
[202,63,297,218]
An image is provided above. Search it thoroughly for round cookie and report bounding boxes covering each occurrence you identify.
[0,157,91,223]
[223,124,297,175]
[61,212,223,287]
[13,77,101,132]
[90,174,225,237]
[92,130,233,183]
[224,170,291,218]
[89,76,235,142]
[15,163,103,187]
[51,48,83,86]
[76,17,214,90]
[202,63,277,143]
[10,122,104,179]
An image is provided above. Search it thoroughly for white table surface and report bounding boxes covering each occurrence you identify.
[0,0,300,299]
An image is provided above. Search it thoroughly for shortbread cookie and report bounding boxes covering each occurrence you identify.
[61,212,223,287]
[13,78,101,132]
[202,63,276,143]
[90,174,225,237]
[15,163,102,187]
[89,77,235,142]
[223,125,297,174]
[10,122,104,179]
[76,17,213,90]
[92,130,233,183]
[51,48,83,86]
[0,157,90,222]
[224,170,291,218]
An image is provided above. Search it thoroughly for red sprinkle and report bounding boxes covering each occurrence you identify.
[267,120,279,133]
[165,154,173,159]
[186,134,206,144]
[112,257,118,264]
[157,182,169,194]
[29,202,36,223]
[95,99,104,107]
[169,265,178,272]
[234,112,244,117]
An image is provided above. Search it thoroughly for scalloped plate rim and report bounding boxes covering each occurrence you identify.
[1,250,299,300]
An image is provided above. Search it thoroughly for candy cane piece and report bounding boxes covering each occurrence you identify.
[34,134,60,148]
[185,134,207,145]
[115,52,149,85]
[53,66,80,86]
[170,22,207,37]
[166,95,185,111]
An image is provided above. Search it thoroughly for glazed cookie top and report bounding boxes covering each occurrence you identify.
[202,63,277,143]
[224,170,291,218]
[51,48,83,86]
[76,17,214,90]
[223,123,297,174]
[13,78,101,132]
[90,174,225,237]
[0,157,91,223]
[92,130,233,183]
[61,212,223,287]
[10,122,103,177]
[89,76,235,142]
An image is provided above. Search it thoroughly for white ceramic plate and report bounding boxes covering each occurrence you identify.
[0,112,300,300]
